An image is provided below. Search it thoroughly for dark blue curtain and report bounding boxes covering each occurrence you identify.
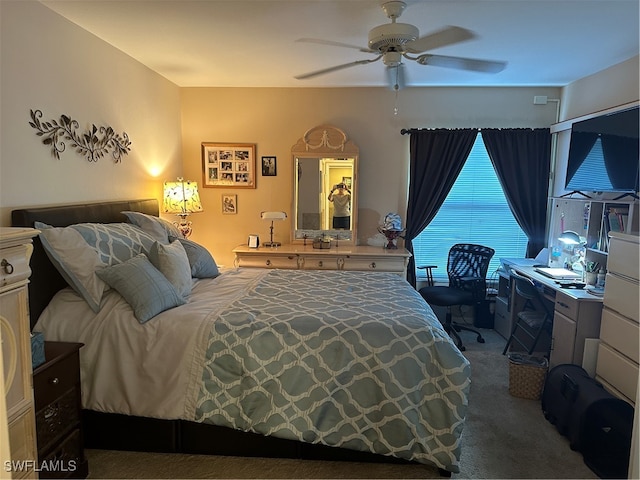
[405,128,478,287]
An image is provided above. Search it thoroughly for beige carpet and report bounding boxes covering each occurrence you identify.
[85,329,598,479]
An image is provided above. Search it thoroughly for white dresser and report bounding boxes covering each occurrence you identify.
[1,227,39,479]
[232,245,411,276]
[595,232,639,405]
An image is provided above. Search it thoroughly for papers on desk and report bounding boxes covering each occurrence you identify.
[534,267,582,280]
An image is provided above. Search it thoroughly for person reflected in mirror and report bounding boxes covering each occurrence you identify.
[328,183,351,229]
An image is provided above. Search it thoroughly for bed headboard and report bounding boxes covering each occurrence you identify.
[11,199,159,329]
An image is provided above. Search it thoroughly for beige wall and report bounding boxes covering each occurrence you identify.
[181,86,561,266]
[0,1,182,226]
[2,1,637,269]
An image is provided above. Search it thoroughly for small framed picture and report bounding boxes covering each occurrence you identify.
[261,156,277,176]
[222,194,237,214]
[202,143,256,188]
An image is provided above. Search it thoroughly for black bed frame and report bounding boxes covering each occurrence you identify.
[11,199,449,476]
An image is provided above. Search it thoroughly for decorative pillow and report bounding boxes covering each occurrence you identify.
[121,211,181,243]
[147,240,193,298]
[35,221,157,312]
[96,254,186,323]
[35,222,108,312]
[170,237,220,278]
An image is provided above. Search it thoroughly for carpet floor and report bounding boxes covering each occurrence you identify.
[85,329,598,479]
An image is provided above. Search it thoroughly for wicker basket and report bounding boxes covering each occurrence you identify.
[507,354,548,400]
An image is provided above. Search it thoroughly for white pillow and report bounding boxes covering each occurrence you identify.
[147,240,193,298]
[36,223,108,312]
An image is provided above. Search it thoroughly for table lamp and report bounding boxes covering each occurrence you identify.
[261,211,287,247]
[163,177,203,238]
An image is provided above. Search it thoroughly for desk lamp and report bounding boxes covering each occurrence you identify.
[558,230,584,245]
[261,211,287,247]
[163,177,203,238]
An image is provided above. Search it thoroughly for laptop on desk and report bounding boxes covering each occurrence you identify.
[534,267,582,280]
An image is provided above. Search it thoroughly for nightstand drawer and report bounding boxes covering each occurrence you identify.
[34,348,80,411]
[39,428,86,479]
[36,387,81,453]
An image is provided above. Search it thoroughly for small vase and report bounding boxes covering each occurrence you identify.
[585,272,597,286]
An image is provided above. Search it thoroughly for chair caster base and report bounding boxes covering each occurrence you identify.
[477,336,485,343]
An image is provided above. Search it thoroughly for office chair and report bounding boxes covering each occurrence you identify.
[502,269,554,356]
[418,243,495,351]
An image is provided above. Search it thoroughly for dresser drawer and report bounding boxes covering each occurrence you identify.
[603,273,639,323]
[600,307,639,363]
[301,255,341,270]
[34,350,80,411]
[0,243,32,288]
[8,408,37,476]
[341,255,404,273]
[1,286,33,416]
[596,342,639,402]
[554,291,579,319]
[236,253,299,269]
[607,235,640,281]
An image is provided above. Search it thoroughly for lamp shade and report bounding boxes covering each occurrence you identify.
[261,211,287,221]
[558,230,583,245]
[163,178,203,214]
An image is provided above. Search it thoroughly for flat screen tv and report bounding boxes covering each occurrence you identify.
[565,106,639,194]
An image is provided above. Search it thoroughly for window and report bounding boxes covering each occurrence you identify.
[413,134,528,283]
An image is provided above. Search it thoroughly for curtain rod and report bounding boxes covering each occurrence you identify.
[400,127,544,135]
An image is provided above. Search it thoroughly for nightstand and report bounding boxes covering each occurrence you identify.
[33,342,88,479]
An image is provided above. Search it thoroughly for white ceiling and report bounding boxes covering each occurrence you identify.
[41,0,639,89]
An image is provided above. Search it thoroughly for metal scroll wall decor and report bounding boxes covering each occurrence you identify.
[28,109,131,162]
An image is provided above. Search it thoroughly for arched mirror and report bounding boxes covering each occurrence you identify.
[291,125,358,244]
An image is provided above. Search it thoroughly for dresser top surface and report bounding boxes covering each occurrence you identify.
[0,227,40,244]
[233,244,411,257]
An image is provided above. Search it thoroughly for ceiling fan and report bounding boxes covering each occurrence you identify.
[294,0,507,89]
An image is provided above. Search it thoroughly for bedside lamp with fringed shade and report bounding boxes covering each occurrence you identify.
[163,177,203,238]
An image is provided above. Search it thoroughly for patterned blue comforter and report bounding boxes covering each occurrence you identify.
[194,270,470,472]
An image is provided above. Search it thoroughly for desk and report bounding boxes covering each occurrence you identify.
[495,266,603,368]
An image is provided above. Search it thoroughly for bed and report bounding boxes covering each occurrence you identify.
[11,199,470,475]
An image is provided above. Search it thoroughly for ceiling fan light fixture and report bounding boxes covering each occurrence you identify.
[383,51,402,67]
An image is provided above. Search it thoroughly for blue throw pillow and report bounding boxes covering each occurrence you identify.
[96,254,186,323]
[170,237,220,278]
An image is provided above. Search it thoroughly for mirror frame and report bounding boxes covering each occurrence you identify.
[291,125,359,245]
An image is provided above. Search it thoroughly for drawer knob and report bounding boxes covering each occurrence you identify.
[50,377,60,385]
[1,259,14,274]
[370,262,377,269]
[266,260,271,266]
[318,261,323,267]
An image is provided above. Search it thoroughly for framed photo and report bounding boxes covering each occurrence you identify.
[202,143,256,188]
[261,156,277,176]
[222,194,237,214]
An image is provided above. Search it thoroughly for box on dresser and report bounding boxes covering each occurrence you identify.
[33,342,88,479]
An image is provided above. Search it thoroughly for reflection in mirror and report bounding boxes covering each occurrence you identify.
[291,125,358,244]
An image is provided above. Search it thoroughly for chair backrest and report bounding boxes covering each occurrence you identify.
[510,269,554,317]
[447,243,495,292]
[510,269,538,300]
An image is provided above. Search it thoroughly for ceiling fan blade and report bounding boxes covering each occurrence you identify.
[417,54,507,73]
[386,64,406,91]
[296,38,373,53]
[295,57,381,80]
[404,25,476,54]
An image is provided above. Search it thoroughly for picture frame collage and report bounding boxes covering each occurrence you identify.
[201,142,277,214]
